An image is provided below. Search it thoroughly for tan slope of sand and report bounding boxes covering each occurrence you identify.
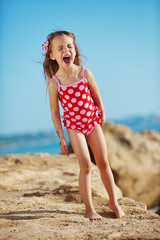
[0,153,160,240]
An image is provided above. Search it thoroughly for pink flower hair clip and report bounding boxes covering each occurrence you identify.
[42,36,49,52]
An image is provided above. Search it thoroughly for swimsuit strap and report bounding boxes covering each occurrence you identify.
[53,75,60,90]
[82,67,85,79]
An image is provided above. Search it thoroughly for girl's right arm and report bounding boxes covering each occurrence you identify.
[48,78,69,156]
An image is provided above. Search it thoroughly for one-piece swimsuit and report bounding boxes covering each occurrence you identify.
[53,67,102,137]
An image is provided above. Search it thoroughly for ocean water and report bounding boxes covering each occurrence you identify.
[0,130,70,155]
[0,113,160,155]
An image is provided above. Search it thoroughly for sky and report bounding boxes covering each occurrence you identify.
[0,0,160,135]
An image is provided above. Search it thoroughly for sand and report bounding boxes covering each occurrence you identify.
[0,153,160,240]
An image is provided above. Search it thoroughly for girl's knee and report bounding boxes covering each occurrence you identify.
[96,157,110,171]
[80,162,92,174]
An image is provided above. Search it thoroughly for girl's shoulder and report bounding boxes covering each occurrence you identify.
[83,67,94,80]
[48,76,59,90]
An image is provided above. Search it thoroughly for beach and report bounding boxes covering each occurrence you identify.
[0,122,160,239]
[0,152,160,240]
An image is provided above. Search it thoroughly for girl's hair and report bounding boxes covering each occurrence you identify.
[43,30,82,86]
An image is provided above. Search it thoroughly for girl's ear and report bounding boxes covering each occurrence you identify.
[50,53,55,60]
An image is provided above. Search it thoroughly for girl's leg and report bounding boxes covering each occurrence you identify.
[87,125,125,218]
[68,129,103,220]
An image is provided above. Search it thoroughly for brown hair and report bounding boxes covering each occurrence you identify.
[43,30,82,86]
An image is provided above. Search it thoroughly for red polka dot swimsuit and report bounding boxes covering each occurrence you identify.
[53,67,102,137]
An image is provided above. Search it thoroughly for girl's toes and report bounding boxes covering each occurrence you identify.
[90,216,103,221]
[85,212,103,221]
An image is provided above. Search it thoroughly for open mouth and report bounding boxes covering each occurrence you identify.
[63,56,71,64]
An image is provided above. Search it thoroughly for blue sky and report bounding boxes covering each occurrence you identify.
[0,0,160,135]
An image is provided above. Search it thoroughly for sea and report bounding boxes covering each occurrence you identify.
[0,113,160,155]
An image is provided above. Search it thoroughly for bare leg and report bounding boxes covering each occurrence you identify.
[87,125,126,218]
[68,129,103,220]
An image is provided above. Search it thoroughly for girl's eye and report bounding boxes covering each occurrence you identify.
[58,47,63,50]
[68,45,72,48]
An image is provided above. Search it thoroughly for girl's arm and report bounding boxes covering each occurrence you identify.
[48,78,69,156]
[85,68,106,125]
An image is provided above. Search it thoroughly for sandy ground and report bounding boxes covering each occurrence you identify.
[0,153,160,240]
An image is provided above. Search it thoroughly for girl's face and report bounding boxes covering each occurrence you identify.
[50,34,76,68]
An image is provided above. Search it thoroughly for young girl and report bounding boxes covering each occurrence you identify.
[42,30,125,220]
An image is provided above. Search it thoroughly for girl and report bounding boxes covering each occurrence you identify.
[43,30,125,220]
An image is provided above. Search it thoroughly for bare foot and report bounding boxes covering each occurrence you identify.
[108,201,126,218]
[84,211,103,221]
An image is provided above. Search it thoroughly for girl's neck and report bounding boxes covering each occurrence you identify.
[55,65,82,85]
[57,64,80,77]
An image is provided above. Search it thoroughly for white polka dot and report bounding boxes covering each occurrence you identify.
[87,96,90,101]
[62,99,67,103]
[69,112,75,116]
[65,95,70,100]
[59,91,63,95]
[80,109,86,115]
[76,122,82,125]
[91,99,94,103]
[86,111,91,116]
[73,83,77,88]
[83,129,87,134]
[92,112,94,116]
[93,106,95,110]
[79,85,84,91]
[81,124,85,128]
[62,103,64,107]
[68,89,74,94]
[68,103,72,108]
[62,86,67,91]
[65,107,69,111]
[73,107,79,112]
[85,87,88,92]
[65,115,70,118]
[94,121,98,125]
[75,115,81,120]
[71,125,76,129]
[89,124,93,129]
[82,94,86,99]
[88,119,92,123]
[84,103,89,108]
[71,118,76,122]
[75,92,80,97]
[82,118,87,122]
[89,105,93,110]
[71,98,77,103]
[78,100,83,106]
[66,120,71,127]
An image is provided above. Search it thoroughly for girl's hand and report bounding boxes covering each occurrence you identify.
[59,138,69,156]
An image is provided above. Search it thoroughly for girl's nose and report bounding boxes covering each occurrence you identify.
[64,46,69,52]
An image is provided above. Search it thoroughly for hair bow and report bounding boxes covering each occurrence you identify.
[42,36,49,52]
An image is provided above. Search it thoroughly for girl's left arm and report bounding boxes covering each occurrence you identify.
[85,68,106,125]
